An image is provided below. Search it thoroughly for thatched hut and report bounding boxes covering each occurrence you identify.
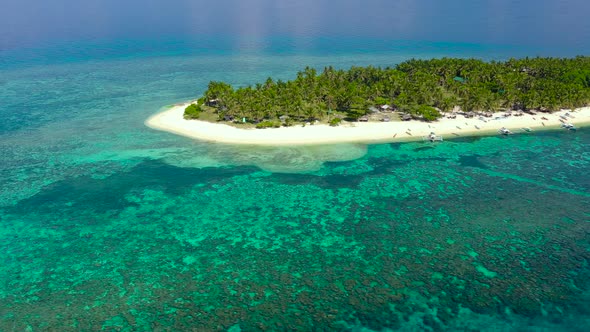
[207,99,220,107]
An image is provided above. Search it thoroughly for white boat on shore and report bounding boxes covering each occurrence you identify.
[498,127,512,135]
[562,123,576,130]
[423,132,443,142]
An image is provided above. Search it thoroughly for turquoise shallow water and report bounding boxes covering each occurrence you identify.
[1,129,589,330]
[1,38,590,330]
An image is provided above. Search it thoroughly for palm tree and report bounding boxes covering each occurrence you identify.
[198,56,590,125]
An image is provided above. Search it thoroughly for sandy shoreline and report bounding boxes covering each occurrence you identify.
[146,103,590,146]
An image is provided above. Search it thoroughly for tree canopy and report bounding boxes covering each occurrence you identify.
[183,103,202,119]
[188,56,590,124]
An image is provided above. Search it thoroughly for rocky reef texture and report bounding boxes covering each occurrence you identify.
[1,132,589,331]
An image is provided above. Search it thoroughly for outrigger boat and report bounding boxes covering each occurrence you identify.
[521,127,532,132]
[498,127,512,135]
[562,123,576,131]
[423,132,443,142]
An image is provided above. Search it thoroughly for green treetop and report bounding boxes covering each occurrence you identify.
[187,57,590,125]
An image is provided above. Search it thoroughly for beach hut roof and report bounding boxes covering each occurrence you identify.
[380,104,391,110]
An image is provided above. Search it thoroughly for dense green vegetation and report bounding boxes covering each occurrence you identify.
[183,103,202,119]
[329,118,342,126]
[189,57,590,124]
[255,120,281,129]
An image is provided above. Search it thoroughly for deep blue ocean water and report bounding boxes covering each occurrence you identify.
[1,0,590,330]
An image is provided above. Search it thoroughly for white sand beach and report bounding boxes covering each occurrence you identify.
[146,103,590,146]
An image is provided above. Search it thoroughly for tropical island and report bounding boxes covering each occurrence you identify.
[147,57,590,145]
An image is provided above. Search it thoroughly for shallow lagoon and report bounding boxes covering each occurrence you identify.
[1,113,589,330]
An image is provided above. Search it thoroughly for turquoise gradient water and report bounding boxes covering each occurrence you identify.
[1,9,590,330]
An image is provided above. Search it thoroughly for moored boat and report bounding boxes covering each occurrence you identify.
[562,123,576,130]
[424,132,443,142]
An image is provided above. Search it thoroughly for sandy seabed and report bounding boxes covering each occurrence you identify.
[146,103,590,146]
